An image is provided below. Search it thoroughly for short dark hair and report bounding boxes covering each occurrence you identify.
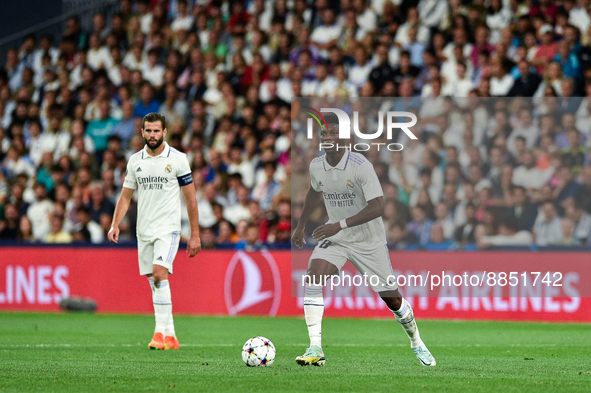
[323,112,339,128]
[513,185,526,195]
[228,173,243,181]
[264,161,277,171]
[501,215,521,233]
[419,168,432,177]
[142,113,166,129]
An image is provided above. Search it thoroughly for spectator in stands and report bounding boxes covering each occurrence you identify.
[45,212,72,243]
[389,220,418,249]
[86,181,114,233]
[86,100,118,161]
[533,200,563,246]
[489,56,514,96]
[553,39,582,82]
[561,129,587,173]
[72,206,104,244]
[407,205,434,245]
[2,143,36,182]
[8,182,29,217]
[251,161,281,212]
[433,202,455,240]
[227,144,255,189]
[18,215,34,242]
[369,44,395,94]
[575,166,591,213]
[508,59,542,97]
[159,83,188,127]
[171,0,194,33]
[454,202,477,246]
[564,199,591,243]
[311,8,341,59]
[508,108,538,154]
[555,112,583,150]
[552,166,581,206]
[223,186,251,226]
[477,215,533,248]
[512,150,549,191]
[196,182,218,228]
[235,223,264,251]
[0,203,19,239]
[423,222,457,250]
[27,182,53,241]
[199,227,216,250]
[556,217,580,246]
[507,186,538,231]
[267,199,290,244]
[134,82,160,118]
[86,33,111,71]
[216,220,235,245]
[468,163,492,192]
[558,79,582,114]
[111,100,136,149]
[393,52,420,87]
[409,168,436,207]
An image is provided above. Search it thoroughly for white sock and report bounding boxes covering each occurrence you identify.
[391,298,424,348]
[165,289,176,337]
[153,280,172,335]
[304,282,324,348]
[148,277,155,292]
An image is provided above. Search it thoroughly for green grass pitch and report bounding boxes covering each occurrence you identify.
[1,312,590,392]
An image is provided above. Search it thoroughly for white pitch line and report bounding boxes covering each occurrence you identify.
[0,343,559,348]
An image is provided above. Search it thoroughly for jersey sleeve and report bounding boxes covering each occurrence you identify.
[122,158,137,190]
[356,161,384,201]
[177,154,193,187]
[309,161,320,192]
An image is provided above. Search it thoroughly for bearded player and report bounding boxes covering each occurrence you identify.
[292,113,436,366]
[108,113,201,350]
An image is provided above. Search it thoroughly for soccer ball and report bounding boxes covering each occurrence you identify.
[242,336,276,367]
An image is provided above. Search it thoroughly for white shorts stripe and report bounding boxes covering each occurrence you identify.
[166,231,179,264]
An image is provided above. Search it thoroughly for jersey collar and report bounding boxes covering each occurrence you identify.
[323,148,350,171]
[142,141,170,159]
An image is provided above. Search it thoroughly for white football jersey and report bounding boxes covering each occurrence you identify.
[310,149,387,251]
[123,142,193,239]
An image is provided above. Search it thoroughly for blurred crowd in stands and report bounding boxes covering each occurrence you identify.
[293,96,591,250]
[2,0,591,250]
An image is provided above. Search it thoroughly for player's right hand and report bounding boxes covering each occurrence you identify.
[107,226,119,244]
[291,228,306,249]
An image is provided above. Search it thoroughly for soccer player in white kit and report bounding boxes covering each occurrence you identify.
[108,113,201,350]
[292,113,436,366]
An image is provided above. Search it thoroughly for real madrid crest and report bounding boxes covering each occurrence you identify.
[165,164,172,173]
[346,179,354,190]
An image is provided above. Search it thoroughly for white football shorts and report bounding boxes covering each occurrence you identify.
[137,231,180,275]
[309,240,398,292]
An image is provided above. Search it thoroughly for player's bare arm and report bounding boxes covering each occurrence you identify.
[312,196,384,241]
[292,185,323,249]
[181,183,201,257]
[108,187,135,244]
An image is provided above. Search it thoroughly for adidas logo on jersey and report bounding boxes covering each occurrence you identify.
[137,167,142,172]
[157,256,163,261]
[318,181,323,186]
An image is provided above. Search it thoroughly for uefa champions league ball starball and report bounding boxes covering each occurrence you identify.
[242,336,276,367]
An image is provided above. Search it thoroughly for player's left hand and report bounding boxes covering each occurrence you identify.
[312,223,341,241]
[187,235,201,257]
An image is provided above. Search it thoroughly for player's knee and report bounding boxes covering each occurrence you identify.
[380,294,402,311]
[152,268,168,283]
